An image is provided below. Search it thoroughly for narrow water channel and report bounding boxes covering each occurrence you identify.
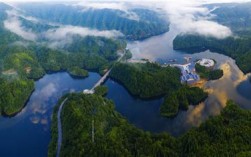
[0,26,250,156]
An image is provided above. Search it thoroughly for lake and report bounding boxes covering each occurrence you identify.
[0,26,251,156]
[0,72,101,157]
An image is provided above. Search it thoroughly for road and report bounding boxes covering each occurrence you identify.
[87,49,126,92]
[56,50,126,156]
[56,98,68,157]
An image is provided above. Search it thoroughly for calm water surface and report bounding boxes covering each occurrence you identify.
[0,26,251,156]
[127,25,251,130]
[0,72,100,157]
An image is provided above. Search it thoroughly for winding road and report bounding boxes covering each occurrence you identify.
[56,98,68,157]
[56,50,126,157]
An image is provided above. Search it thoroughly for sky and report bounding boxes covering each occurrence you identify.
[0,0,250,3]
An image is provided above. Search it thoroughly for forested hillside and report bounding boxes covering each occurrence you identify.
[18,3,169,40]
[110,62,208,117]
[0,37,124,115]
[208,2,251,36]
[49,94,251,157]
[0,2,127,115]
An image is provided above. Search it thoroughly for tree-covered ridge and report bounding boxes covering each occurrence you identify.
[0,78,34,116]
[18,3,169,40]
[109,62,208,117]
[34,36,125,73]
[0,3,11,22]
[208,2,251,36]
[0,17,125,116]
[63,36,124,61]
[19,17,58,34]
[48,94,179,157]
[49,94,251,157]
[110,62,182,98]
[173,34,251,74]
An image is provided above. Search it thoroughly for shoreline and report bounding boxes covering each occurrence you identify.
[1,88,35,118]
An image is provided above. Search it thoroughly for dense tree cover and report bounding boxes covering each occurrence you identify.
[0,4,40,115]
[173,34,251,74]
[195,64,223,80]
[67,66,88,78]
[18,3,169,40]
[49,94,251,157]
[33,37,124,73]
[94,85,108,96]
[20,17,57,34]
[2,47,45,79]
[0,78,34,115]
[161,86,208,118]
[110,62,182,98]
[63,36,123,61]
[110,63,208,116]
[0,17,124,116]
[180,100,251,157]
[48,94,179,157]
[0,45,43,115]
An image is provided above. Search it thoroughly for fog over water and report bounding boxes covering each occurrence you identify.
[0,1,251,156]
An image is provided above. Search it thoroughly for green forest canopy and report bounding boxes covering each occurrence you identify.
[48,94,251,157]
[110,62,208,117]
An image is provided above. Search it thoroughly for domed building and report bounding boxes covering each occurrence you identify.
[197,58,215,68]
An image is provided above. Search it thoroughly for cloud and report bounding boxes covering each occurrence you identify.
[3,9,37,41]
[161,0,233,39]
[3,8,123,46]
[74,0,235,39]
[75,2,128,11]
[4,0,251,40]
[43,25,124,48]
[73,1,140,21]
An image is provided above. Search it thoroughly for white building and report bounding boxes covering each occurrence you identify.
[83,89,94,94]
[197,58,215,68]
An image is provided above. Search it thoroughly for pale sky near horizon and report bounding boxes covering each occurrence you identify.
[0,0,251,3]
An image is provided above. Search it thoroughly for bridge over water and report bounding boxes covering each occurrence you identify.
[56,50,126,157]
[83,50,125,94]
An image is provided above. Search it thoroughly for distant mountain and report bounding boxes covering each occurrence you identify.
[18,3,169,40]
[208,2,251,36]
[0,2,11,23]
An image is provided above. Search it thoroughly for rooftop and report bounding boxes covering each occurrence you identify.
[197,58,215,68]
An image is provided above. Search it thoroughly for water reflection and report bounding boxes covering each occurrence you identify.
[0,25,250,156]
[126,27,251,133]
[0,72,101,157]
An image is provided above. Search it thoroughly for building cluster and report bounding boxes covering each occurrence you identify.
[179,63,200,84]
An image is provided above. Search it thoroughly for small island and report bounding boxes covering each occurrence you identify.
[195,59,223,80]
[68,67,89,78]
